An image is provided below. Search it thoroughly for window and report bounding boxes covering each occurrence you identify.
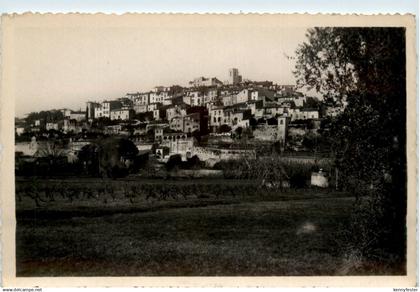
[279,119,283,125]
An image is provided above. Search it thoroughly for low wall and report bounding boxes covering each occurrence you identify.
[193,146,256,167]
[170,169,223,178]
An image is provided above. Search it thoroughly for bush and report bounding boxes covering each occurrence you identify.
[281,161,313,188]
[219,124,232,133]
[337,181,406,272]
[166,154,182,171]
[185,155,202,169]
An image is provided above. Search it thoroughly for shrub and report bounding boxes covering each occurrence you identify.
[185,155,202,169]
[166,154,182,171]
[219,124,232,133]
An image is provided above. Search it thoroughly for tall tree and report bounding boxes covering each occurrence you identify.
[294,27,406,264]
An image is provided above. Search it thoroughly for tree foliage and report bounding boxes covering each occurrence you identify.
[295,27,405,188]
[295,27,406,263]
[218,124,232,133]
[26,110,64,125]
[166,154,182,171]
[78,138,139,178]
[294,27,357,102]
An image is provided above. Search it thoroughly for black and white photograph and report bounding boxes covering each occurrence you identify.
[0,13,416,286]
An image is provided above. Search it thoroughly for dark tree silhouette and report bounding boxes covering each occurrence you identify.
[219,124,232,133]
[78,138,139,178]
[166,154,182,171]
[234,127,243,139]
[295,27,407,266]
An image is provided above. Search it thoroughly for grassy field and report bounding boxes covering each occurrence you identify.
[15,178,397,276]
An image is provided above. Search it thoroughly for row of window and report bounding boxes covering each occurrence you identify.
[162,135,188,140]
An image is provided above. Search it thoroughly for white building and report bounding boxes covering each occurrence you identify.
[166,105,187,121]
[69,111,86,122]
[302,109,319,120]
[182,95,192,105]
[101,100,122,118]
[191,95,204,106]
[63,119,82,133]
[288,108,319,121]
[222,94,238,106]
[147,103,159,112]
[150,91,169,104]
[46,122,59,131]
[169,116,183,132]
[132,92,150,105]
[189,77,223,87]
[209,106,230,129]
[183,113,200,133]
[133,104,149,113]
[161,133,195,161]
[149,92,161,104]
[61,109,72,118]
[162,95,173,106]
[246,100,264,116]
[153,86,170,93]
[236,89,252,104]
[264,103,285,118]
[110,109,133,120]
[204,88,218,104]
[228,109,251,127]
[153,109,161,120]
[94,106,103,118]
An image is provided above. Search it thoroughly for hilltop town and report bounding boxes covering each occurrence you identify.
[15,68,344,177]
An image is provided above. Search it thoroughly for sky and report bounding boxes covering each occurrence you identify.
[13,18,309,117]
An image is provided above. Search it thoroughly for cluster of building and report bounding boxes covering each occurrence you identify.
[16,68,345,167]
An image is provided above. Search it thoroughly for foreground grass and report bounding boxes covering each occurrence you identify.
[16,187,362,276]
[16,178,404,276]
